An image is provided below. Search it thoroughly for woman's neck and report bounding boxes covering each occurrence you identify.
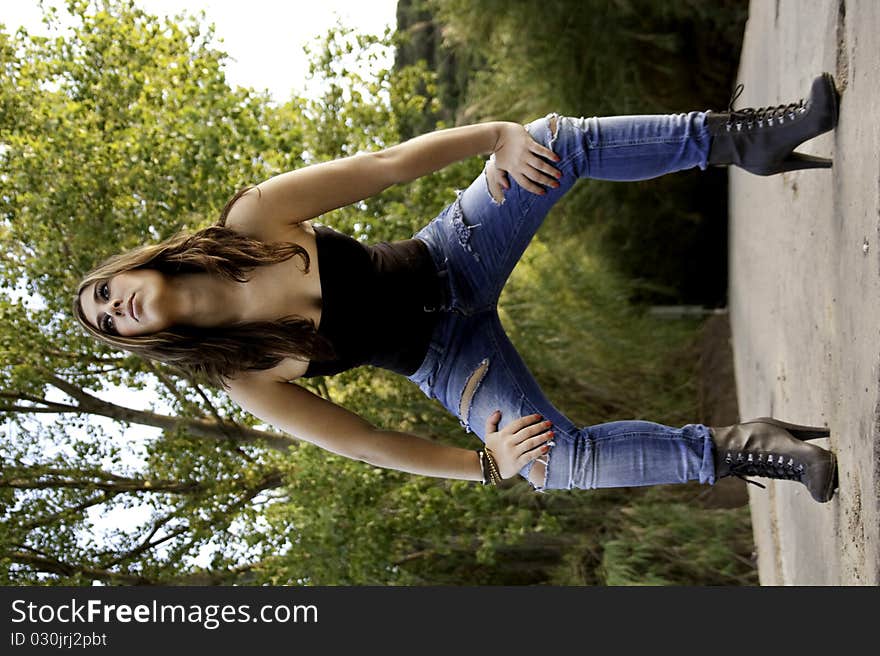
[166,272,249,328]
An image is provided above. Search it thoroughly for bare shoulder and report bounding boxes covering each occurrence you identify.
[224,357,310,396]
[222,187,316,244]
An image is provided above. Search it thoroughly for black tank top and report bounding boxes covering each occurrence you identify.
[302,225,444,378]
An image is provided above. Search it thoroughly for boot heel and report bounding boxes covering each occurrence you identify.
[749,417,830,441]
[778,151,832,172]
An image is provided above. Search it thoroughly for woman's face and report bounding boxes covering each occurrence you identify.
[79,269,173,337]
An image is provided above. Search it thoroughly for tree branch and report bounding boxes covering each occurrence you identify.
[39,370,106,408]
[1,474,202,494]
[6,470,287,585]
[19,491,117,531]
[6,550,156,585]
[0,404,84,414]
[142,363,256,463]
[102,523,190,569]
[6,548,265,585]
[191,383,233,433]
[141,471,286,570]
[6,370,298,451]
[144,361,197,414]
[0,391,62,405]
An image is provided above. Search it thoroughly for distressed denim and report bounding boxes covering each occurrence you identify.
[408,112,717,490]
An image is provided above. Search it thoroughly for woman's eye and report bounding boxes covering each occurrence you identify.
[102,314,114,334]
[99,282,110,300]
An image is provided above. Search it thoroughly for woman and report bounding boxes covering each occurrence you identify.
[74,73,841,502]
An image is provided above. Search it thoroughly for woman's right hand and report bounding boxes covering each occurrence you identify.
[484,410,555,479]
[490,122,562,196]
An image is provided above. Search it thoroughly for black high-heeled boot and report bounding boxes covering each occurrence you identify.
[710,417,838,503]
[706,73,840,175]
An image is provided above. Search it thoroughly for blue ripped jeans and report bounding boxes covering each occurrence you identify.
[408,112,718,490]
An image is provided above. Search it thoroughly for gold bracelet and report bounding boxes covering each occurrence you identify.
[483,448,503,485]
[477,449,489,485]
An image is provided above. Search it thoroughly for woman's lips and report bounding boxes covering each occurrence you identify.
[129,295,138,322]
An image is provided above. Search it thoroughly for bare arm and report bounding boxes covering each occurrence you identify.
[228,375,483,480]
[225,374,553,481]
[224,121,561,232]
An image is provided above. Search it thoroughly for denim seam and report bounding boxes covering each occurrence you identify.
[487,203,532,303]
[588,135,693,149]
[591,430,702,443]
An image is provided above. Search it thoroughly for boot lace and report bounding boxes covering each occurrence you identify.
[723,83,808,132]
[723,452,806,489]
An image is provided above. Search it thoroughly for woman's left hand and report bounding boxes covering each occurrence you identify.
[489,122,562,197]
[484,410,555,480]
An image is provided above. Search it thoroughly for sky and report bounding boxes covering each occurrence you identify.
[2,0,399,103]
[2,0,399,578]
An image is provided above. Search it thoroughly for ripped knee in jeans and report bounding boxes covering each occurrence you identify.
[548,114,559,147]
[459,359,489,433]
[529,458,548,490]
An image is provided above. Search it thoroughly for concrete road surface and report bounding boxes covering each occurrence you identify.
[729,0,879,584]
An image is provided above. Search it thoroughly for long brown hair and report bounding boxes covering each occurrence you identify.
[72,188,334,390]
